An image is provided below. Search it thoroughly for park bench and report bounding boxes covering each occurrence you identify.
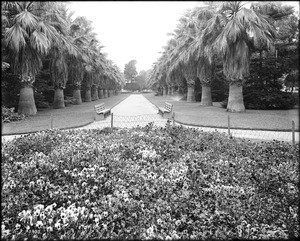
[158,102,173,118]
[94,103,111,121]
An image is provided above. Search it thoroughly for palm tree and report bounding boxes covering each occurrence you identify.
[187,6,218,106]
[4,2,66,115]
[48,3,80,108]
[83,70,93,102]
[202,1,276,112]
[67,16,95,105]
[166,11,200,102]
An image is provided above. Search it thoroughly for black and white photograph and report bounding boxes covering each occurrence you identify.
[1,1,299,240]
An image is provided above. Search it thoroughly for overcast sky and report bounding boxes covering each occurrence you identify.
[67,1,299,73]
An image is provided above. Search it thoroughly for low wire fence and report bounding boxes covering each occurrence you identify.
[172,112,298,145]
[78,113,168,130]
[79,112,299,145]
[2,111,298,145]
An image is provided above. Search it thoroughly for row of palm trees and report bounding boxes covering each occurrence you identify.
[148,1,292,112]
[2,2,125,115]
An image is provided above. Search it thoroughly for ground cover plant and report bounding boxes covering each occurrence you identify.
[1,107,28,123]
[1,124,299,240]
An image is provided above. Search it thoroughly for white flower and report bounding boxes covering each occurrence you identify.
[2,229,10,237]
[147,226,154,234]
[55,222,61,229]
[47,226,53,232]
[45,205,53,213]
[36,221,43,228]
[40,212,46,220]
[33,210,40,216]
[62,217,68,224]
[34,204,44,210]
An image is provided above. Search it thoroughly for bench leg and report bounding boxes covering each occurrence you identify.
[95,113,105,121]
[162,112,172,119]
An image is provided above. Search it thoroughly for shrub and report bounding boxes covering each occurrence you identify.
[221,91,296,110]
[1,106,27,123]
[64,96,76,106]
[243,90,296,110]
[34,91,50,109]
[1,126,299,240]
[1,71,22,109]
[124,82,140,92]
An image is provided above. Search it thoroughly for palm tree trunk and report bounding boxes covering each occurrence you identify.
[98,89,104,99]
[73,89,82,105]
[163,87,167,96]
[103,89,108,98]
[53,88,65,109]
[85,87,92,102]
[168,86,172,96]
[201,86,213,106]
[178,86,184,95]
[227,83,245,112]
[171,86,175,96]
[92,86,99,101]
[18,86,37,115]
[187,84,195,102]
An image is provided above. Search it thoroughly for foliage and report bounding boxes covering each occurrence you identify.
[124,60,138,83]
[3,2,65,84]
[1,125,299,240]
[124,82,140,92]
[221,91,296,110]
[1,106,27,123]
[1,71,21,109]
[211,72,228,102]
[135,70,148,90]
[239,45,298,110]
[244,90,296,110]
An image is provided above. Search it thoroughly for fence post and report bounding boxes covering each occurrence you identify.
[228,115,231,137]
[50,114,53,129]
[292,120,295,145]
[111,113,114,129]
[172,112,175,126]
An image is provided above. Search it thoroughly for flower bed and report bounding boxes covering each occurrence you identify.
[1,123,299,240]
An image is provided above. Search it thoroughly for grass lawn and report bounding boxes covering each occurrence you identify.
[2,92,299,135]
[143,93,299,131]
[2,93,130,135]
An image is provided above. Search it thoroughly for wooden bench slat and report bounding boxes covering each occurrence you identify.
[158,102,173,118]
[94,103,111,120]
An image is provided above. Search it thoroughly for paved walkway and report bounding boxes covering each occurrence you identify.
[2,94,299,143]
[77,94,168,130]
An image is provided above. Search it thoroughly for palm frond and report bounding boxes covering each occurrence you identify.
[30,30,51,55]
[14,9,39,30]
[5,24,27,52]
